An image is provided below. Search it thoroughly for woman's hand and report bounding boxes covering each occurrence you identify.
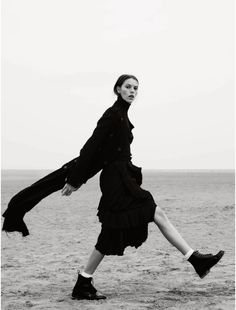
[61,183,80,196]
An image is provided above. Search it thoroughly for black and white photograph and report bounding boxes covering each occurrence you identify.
[1,0,235,309]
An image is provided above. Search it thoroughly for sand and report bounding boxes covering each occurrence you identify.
[1,170,235,309]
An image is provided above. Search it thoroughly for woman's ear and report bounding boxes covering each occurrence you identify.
[116,86,121,94]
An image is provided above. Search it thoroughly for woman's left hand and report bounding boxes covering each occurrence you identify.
[61,183,80,196]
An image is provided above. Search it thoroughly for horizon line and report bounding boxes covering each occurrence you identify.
[1,168,234,171]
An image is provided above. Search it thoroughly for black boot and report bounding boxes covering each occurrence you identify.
[72,273,106,300]
[188,250,224,279]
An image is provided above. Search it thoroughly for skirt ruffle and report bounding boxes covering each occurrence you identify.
[97,199,156,229]
[95,224,149,256]
[96,161,156,255]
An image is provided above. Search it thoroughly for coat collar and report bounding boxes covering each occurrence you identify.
[114,95,131,113]
[113,95,134,129]
[114,96,134,130]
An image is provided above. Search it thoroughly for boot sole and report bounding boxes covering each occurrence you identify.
[72,295,106,300]
[199,250,225,279]
[71,292,106,300]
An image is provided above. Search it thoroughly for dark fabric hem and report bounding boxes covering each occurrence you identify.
[94,222,151,256]
[97,203,156,229]
[95,242,145,256]
[2,214,29,237]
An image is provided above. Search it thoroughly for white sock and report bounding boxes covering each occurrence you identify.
[184,249,194,260]
[81,271,93,278]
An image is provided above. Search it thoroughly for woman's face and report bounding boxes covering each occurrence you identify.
[117,78,139,104]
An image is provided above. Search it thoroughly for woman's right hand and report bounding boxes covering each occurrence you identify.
[61,183,81,196]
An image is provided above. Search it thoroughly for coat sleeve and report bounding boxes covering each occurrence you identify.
[66,109,118,188]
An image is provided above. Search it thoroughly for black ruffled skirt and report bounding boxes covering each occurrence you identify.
[95,161,156,256]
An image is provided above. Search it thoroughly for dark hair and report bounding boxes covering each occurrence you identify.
[113,74,139,96]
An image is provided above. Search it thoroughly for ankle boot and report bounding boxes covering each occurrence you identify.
[71,273,106,300]
[188,250,224,278]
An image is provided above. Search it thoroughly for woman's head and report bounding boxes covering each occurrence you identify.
[113,74,139,104]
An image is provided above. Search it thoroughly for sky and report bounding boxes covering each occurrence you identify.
[1,0,234,170]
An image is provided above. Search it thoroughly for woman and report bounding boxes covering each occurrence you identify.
[61,74,224,300]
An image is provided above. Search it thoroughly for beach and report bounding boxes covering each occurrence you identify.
[1,169,235,309]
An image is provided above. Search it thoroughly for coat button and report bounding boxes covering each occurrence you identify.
[118,147,122,152]
[63,165,67,169]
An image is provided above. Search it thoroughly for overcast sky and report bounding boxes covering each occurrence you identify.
[2,0,234,170]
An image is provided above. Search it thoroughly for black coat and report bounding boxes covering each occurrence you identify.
[2,97,142,236]
[64,97,138,188]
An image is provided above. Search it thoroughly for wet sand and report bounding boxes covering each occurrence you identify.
[1,170,235,309]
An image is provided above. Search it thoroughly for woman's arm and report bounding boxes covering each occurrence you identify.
[66,109,118,188]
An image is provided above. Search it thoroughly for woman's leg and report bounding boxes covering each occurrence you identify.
[153,205,224,278]
[84,248,105,275]
[153,206,192,255]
